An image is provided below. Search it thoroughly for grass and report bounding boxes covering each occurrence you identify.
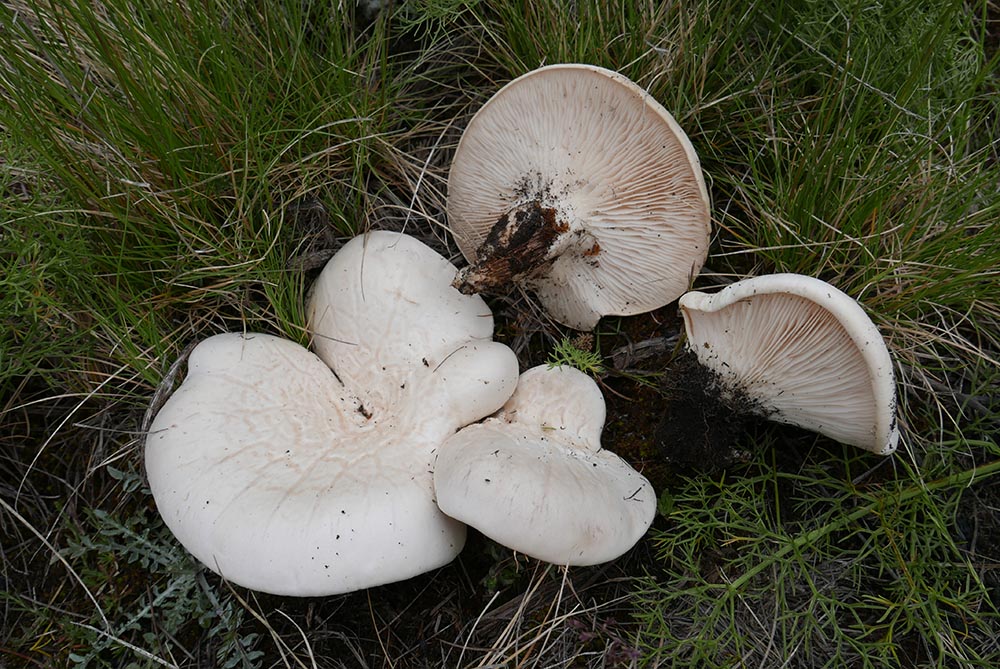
[2,0,998,666]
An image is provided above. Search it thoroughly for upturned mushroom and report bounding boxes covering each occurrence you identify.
[447,63,711,330]
[433,364,656,565]
[145,232,520,596]
[672,274,899,455]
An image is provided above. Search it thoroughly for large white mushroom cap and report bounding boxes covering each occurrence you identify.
[433,365,656,566]
[679,274,899,455]
[448,63,711,330]
[146,232,520,596]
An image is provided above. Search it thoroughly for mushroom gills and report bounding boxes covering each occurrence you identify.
[446,63,711,329]
[676,274,900,455]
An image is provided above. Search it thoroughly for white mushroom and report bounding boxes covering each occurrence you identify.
[433,365,656,566]
[447,63,711,330]
[679,274,899,455]
[145,232,520,596]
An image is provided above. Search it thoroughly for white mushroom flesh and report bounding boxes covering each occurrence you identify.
[308,231,500,412]
[146,232,520,596]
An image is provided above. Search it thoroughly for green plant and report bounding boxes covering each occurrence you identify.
[547,336,604,376]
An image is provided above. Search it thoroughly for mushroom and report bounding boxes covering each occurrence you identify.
[433,364,656,565]
[145,232,520,596]
[447,63,711,330]
[677,274,899,455]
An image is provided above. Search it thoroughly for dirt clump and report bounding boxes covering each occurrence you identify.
[654,350,771,472]
[458,201,564,290]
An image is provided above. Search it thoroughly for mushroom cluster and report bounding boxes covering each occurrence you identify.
[146,231,654,596]
[145,62,900,599]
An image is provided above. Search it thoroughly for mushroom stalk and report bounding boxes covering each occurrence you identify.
[452,199,594,295]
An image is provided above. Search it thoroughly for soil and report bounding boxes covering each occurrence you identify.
[504,303,775,485]
[590,308,773,478]
[651,349,766,471]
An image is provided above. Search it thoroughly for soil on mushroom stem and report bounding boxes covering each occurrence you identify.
[458,172,580,293]
[463,200,564,291]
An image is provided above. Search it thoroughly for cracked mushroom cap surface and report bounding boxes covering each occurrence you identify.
[447,63,711,330]
[680,274,899,455]
[433,365,656,566]
[146,232,519,596]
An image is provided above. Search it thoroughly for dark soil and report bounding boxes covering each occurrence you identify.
[652,350,770,472]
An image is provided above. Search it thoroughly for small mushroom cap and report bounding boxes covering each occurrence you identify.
[680,274,899,454]
[433,365,656,566]
[147,232,520,596]
[308,231,497,394]
[448,64,711,330]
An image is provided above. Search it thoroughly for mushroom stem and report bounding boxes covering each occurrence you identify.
[452,200,588,295]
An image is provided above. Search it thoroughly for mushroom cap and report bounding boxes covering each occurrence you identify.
[433,365,656,566]
[679,274,899,454]
[146,233,520,596]
[308,231,498,411]
[447,63,711,329]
